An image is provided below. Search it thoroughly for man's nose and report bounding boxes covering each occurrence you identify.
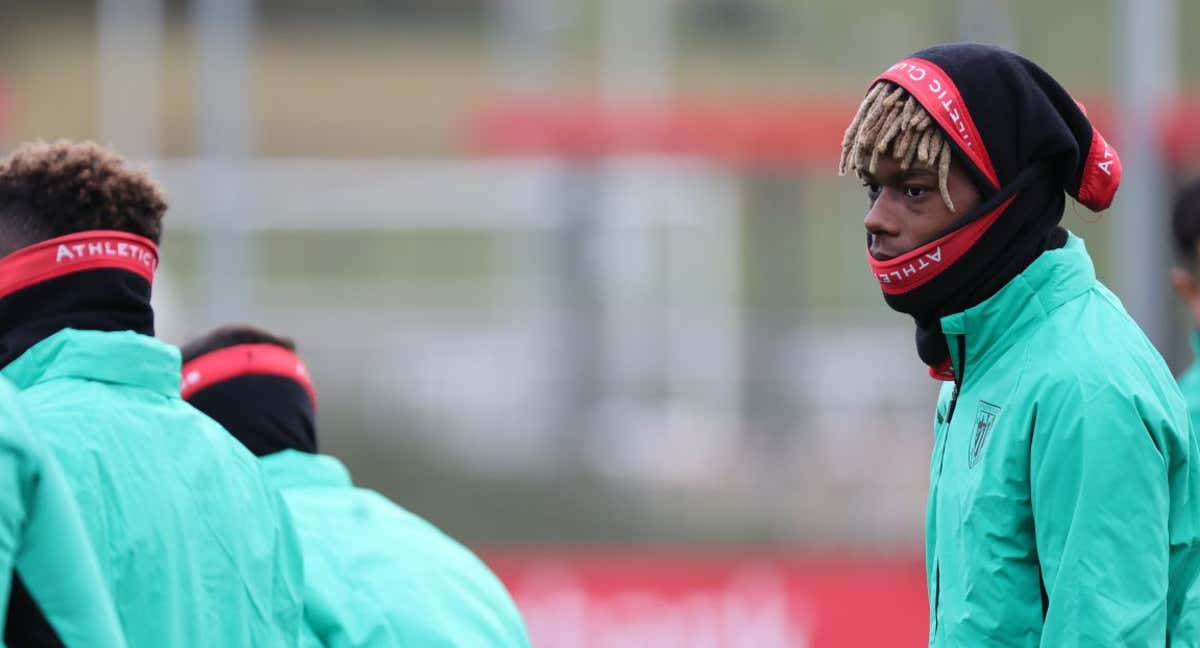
[864,193,900,238]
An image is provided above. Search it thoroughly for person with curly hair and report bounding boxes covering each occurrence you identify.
[0,140,304,646]
[841,45,1200,645]
[180,324,532,647]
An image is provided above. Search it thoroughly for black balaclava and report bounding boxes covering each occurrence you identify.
[0,231,158,369]
[181,344,318,456]
[861,44,1121,378]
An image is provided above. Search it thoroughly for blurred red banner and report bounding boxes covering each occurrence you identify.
[482,548,927,648]
[470,95,1200,170]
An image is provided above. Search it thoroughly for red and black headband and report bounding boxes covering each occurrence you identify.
[181,343,317,407]
[0,230,158,302]
[875,48,1121,213]
[878,57,1000,190]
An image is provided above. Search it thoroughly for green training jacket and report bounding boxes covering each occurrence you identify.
[0,376,126,647]
[927,234,1200,646]
[261,449,531,648]
[3,329,304,647]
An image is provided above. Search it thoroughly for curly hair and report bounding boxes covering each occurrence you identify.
[0,140,167,250]
[838,81,955,211]
[181,323,299,364]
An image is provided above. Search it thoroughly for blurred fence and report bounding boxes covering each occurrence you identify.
[142,156,938,548]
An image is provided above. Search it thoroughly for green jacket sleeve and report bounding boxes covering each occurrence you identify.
[0,380,125,648]
[13,447,127,648]
[0,436,26,614]
[1031,382,1170,646]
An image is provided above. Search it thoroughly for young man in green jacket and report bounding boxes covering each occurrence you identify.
[840,44,1200,645]
[0,141,304,646]
[180,324,531,648]
[0,376,126,647]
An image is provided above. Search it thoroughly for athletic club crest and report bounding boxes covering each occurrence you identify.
[969,401,1002,469]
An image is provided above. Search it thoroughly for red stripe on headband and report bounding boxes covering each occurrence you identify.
[878,57,1000,190]
[0,230,158,301]
[1071,100,1121,211]
[1077,125,1121,211]
[181,344,318,407]
[868,196,1016,294]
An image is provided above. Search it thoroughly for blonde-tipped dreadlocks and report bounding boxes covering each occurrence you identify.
[838,81,956,211]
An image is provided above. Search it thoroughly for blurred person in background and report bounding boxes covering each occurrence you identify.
[840,44,1200,645]
[0,376,126,647]
[1171,179,1200,431]
[180,324,531,648]
[0,141,303,646]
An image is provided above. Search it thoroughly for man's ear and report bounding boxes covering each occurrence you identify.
[1172,267,1199,302]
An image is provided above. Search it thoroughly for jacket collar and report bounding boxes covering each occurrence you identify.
[939,232,1095,377]
[1,328,181,397]
[260,449,352,491]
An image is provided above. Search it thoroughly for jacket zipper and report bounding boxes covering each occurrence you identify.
[933,334,967,637]
[945,335,967,424]
[936,335,966,481]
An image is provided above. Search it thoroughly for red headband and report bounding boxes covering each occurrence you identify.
[878,57,1000,190]
[879,58,1121,212]
[0,230,158,301]
[181,344,318,407]
[1073,100,1122,211]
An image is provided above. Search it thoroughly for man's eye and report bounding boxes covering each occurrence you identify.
[904,186,930,199]
[862,181,881,195]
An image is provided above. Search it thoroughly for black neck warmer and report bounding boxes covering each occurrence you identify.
[905,165,1068,368]
[185,375,317,457]
[864,44,1121,375]
[0,269,155,369]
